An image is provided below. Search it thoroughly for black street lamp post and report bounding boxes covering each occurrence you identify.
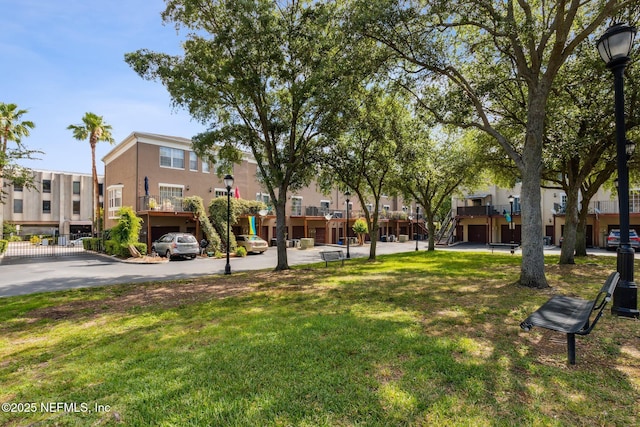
[224,174,234,275]
[415,206,419,251]
[508,195,515,254]
[345,190,351,259]
[597,22,638,318]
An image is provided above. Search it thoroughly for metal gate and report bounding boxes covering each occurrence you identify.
[2,235,99,260]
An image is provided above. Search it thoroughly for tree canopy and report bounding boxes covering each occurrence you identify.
[126,0,371,271]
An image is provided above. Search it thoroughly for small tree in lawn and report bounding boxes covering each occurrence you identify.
[352,218,368,246]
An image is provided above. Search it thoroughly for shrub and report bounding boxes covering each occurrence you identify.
[0,240,7,254]
[111,206,143,245]
[235,246,247,257]
[30,235,41,245]
[9,235,22,242]
[105,240,146,258]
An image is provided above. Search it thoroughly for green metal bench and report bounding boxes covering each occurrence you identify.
[319,250,345,267]
[520,271,620,364]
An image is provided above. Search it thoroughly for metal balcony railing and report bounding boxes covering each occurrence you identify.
[139,195,188,212]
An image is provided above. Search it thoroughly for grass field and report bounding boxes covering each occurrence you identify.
[1,251,639,426]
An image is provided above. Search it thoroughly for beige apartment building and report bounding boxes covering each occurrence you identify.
[453,184,640,248]
[102,132,417,252]
[2,170,101,238]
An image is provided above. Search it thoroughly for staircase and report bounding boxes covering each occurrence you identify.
[435,215,457,245]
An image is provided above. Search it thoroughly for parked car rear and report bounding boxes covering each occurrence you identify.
[152,232,199,260]
[236,235,268,254]
[606,229,640,251]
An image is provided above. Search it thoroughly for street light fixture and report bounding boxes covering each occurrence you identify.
[258,209,268,240]
[224,174,234,275]
[345,190,351,259]
[324,213,332,244]
[597,22,638,318]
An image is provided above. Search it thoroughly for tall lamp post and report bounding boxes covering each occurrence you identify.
[224,174,234,275]
[415,206,420,251]
[508,195,515,254]
[345,190,351,259]
[597,22,638,318]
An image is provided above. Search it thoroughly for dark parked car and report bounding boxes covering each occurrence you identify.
[606,229,640,251]
[151,232,199,260]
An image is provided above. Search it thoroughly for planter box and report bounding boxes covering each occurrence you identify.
[398,234,408,242]
[300,238,314,249]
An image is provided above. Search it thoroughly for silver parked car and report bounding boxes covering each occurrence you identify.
[151,232,199,260]
[236,234,269,254]
[606,229,640,251]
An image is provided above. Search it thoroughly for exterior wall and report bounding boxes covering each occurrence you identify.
[102,132,413,249]
[3,170,99,237]
[453,183,640,248]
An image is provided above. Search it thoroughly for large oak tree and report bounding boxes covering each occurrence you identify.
[126,0,368,271]
[352,0,626,288]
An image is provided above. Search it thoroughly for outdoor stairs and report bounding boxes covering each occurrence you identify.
[435,216,456,246]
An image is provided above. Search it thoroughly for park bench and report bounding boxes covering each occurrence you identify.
[520,271,620,365]
[488,242,520,253]
[320,250,345,267]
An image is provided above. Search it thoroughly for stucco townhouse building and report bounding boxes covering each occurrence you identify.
[452,184,640,248]
[102,132,418,253]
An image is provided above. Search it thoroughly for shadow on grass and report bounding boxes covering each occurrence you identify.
[1,251,638,426]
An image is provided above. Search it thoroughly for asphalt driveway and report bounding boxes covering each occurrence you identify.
[0,242,619,298]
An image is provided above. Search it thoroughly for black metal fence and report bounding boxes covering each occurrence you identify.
[2,235,100,259]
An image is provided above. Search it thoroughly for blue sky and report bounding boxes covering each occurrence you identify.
[1,0,206,174]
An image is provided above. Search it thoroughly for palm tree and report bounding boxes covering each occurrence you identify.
[67,113,114,235]
[0,102,36,239]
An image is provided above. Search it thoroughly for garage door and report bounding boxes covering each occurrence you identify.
[467,225,487,243]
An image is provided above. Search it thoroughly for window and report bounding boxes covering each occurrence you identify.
[42,200,51,214]
[13,199,23,213]
[108,185,123,218]
[320,200,330,215]
[366,203,373,213]
[98,183,103,196]
[291,196,302,216]
[631,190,640,213]
[160,147,185,169]
[383,205,390,212]
[189,151,198,171]
[13,183,23,192]
[43,179,51,193]
[73,200,80,215]
[256,192,270,204]
[73,181,80,195]
[159,185,183,201]
[214,188,228,198]
[202,161,210,173]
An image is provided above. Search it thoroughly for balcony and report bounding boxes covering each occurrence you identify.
[138,195,190,212]
[588,200,640,215]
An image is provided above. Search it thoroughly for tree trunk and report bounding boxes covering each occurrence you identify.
[91,142,99,236]
[519,99,549,288]
[426,213,436,251]
[575,201,591,257]
[559,188,580,264]
[369,221,379,261]
[274,192,289,271]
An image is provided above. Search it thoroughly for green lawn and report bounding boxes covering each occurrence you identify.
[1,251,638,426]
